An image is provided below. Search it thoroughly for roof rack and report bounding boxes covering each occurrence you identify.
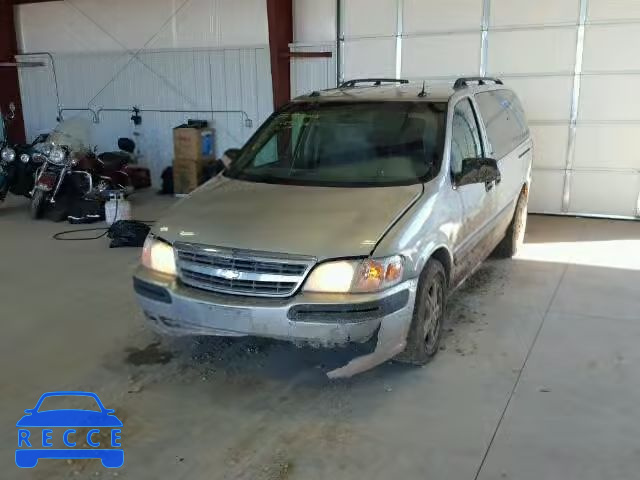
[340,78,409,88]
[453,76,503,89]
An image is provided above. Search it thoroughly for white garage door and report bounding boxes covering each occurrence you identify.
[330,0,640,218]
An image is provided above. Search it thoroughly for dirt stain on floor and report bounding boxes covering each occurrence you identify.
[125,341,173,366]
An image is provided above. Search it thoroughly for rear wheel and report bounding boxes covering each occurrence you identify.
[396,259,447,365]
[493,187,528,258]
[30,189,47,219]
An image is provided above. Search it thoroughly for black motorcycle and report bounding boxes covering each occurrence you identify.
[0,134,49,203]
[0,112,12,201]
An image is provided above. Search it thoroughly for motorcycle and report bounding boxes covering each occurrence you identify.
[98,137,151,191]
[29,118,145,220]
[30,118,114,219]
[0,115,10,202]
[0,105,48,203]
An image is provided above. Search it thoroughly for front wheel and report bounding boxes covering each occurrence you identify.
[30,189,47,219]
[396,259,447,365]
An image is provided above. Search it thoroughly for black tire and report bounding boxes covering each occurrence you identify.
[30,189,47,219]
[493,187,528,259]
[396,259,447,365]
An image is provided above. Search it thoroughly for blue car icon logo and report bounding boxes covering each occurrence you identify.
[16,391,123,468]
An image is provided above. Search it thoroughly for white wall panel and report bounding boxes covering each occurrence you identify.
[13,55,58,138]
[579,75,640,121]
[402,34,480,78]
[16,0,268,53]
[290,45,337,97]
[569,172,640,217]
[294,0,336,43]
[488,29,576,74]
[529,125,568,170]
[583,24,640,72]
[529,170,566,214]
[344,0,397,38]
[343,38,396,78]
[216,0,269,47]
[17,48,273,185]
[587,0,640,22]
[574,125,640,171]
[490,0,579,27]
[16,2,122,53]
[502,76,573,121]
[403,0,482,34]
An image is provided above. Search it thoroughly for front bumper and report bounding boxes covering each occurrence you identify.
[133,266,418,378]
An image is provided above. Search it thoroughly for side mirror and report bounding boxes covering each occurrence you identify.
[220,148,241,170]
[223,148,240,162]
[455,157,501,187]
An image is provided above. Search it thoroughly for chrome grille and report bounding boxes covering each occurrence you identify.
[175,244,315,298]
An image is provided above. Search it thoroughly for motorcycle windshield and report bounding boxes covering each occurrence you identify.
[0,115,6,146]
[48,117,93,154]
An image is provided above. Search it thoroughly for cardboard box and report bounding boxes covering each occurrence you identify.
[173,157,207,194]
[173,127,215,161]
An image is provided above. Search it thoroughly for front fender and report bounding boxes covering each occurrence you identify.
[372,178,461,281]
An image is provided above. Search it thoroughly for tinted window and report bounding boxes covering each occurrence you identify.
[450,99,483,176]
[475,90,529,159]
[226,101,447,187]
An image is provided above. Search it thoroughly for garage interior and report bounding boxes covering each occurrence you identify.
[1,0,639,479]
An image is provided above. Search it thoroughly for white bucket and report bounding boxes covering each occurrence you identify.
[105,191,131,226]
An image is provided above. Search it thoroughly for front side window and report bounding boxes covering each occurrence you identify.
[475,89,529,159]
[225,101,446,187]
[450,98,483,176]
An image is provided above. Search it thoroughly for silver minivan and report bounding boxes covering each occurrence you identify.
[133,77,532,378]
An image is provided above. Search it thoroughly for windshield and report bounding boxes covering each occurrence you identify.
[48,116,93,153]
[225,101,446,187]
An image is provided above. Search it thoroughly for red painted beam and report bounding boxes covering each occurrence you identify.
[0,0,25,143]
[266,0,293,110]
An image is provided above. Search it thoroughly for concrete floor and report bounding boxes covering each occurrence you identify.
[2,191,639,480]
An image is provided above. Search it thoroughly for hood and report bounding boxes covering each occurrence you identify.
[156,177,422,259]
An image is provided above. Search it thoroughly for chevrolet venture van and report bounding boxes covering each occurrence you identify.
[133,77,532,378]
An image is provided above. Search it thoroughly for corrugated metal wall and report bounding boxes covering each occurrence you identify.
[290,44,337,97]
[290,0,338,96]
[16,48,273,184]
[14,0,273,185]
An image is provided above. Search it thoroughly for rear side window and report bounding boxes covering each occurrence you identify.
[475,90,529,159]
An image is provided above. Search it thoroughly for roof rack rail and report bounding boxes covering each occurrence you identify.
[453,76,503,89]
[340,78,409,88]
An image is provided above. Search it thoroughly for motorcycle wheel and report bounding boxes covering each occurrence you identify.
[30,189,47,219]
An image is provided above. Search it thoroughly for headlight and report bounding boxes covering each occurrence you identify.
[49,146,66,165]
[1,147,16,163]
[141,235,177,276]
[41,143,52,156]
[20,153,30,163]
[303,255,404,293]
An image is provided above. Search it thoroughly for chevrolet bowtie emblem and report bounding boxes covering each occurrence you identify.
[219,269,240,280]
